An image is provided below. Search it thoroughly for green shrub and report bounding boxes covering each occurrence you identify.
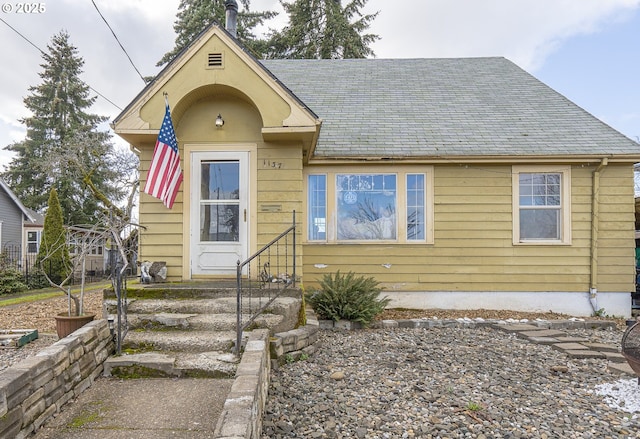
[306,271,390,326]
[0,252,27,295]
[36,188,71,286]
[26,266,49,290]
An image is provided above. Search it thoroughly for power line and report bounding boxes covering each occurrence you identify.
[0,16,44,55]
[0,16,123,111]
[90,0,147,84]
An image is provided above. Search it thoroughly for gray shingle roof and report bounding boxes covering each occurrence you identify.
[262,57,639,159]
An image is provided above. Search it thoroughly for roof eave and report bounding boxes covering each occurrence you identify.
[306,154,640,165]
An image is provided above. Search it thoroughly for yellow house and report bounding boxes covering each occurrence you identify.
[113,17,640,317]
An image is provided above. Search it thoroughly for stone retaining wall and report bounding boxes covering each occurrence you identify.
[0,320,114,439]
[214,310,321,439]
[269,309,319,367]
[214,329,270,439]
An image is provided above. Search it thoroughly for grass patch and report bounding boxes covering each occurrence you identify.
[0,291,64,306]
[0,281,111,307]
[68,402,105,428]
[466,401,483,411]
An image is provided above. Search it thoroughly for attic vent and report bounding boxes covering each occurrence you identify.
[208,53,223,68]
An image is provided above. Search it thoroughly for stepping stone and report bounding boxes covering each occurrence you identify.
[555,336,589,343]
[582,342,619,353]
[608,362,636,376]
[604,352,627,364]
[564,350,606,359]
[527,336,560,345]
[552,342,589,352]
[519,329,566,338]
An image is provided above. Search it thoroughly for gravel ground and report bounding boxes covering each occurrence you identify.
[262,324,640,439]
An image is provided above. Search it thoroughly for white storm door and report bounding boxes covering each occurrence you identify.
[191,151,249,275]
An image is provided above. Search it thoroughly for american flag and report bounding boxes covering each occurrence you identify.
[144,104,183,209]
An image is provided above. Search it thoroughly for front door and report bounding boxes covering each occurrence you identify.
[190,151,249,275]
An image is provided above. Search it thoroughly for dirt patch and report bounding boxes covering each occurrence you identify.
[0,289,104,334]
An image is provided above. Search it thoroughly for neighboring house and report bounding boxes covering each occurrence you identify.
[67,226,108,279]
[0,178,37,267]
[112,13,640,317]
[23,208,44,270]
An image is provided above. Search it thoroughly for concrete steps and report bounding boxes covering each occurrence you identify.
[126,312,286,332]
[103,285,301,379]
[103,350,238,378]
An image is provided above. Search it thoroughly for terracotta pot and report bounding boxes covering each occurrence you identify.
[54,313,95,339]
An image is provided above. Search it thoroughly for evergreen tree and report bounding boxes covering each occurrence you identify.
[36,188,71,286]
[157,0,277,65]
[2,31,127,225]
[266,0,379,59]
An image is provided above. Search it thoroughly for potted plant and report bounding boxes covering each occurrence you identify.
[36,189,97,338]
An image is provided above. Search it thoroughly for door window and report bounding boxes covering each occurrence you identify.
[199,161,240,242]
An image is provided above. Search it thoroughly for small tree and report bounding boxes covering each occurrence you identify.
[36,188,71,287]
[36,189,121,317]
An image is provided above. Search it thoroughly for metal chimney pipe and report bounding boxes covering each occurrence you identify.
[225,0,238,38]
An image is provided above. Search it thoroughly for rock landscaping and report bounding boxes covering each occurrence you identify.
[262,319,640,438]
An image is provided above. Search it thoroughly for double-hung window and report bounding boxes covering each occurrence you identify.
[27,231,40,253]
[307,168,433,243]
[512,165,571,244]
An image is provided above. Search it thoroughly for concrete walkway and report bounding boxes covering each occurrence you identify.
[31,377,233,439]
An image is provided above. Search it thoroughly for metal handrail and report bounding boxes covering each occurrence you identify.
[235,211,296,354]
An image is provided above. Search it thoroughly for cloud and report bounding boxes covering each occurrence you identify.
[366,0,639,70]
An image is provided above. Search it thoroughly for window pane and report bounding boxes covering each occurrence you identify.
[337,174,397,240]
[407,174,425,240]
[200,204,239,242]
[201,161,239,200]
[520,208,560,240]
[520,172,561,207]
[308,175,326,240]
[519,172,563,241]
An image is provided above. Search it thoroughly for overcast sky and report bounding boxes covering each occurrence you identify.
[0,0,639,171]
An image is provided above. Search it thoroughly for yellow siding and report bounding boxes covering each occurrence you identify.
[302,163,636,294]
[256,145,303,253]
[137,140,184,279]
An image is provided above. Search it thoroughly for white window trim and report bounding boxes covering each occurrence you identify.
[26,230,40,254]
[304,166,434,244]
[512,165,571,245]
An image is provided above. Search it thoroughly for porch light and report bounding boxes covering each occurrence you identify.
[215,114,224,128]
